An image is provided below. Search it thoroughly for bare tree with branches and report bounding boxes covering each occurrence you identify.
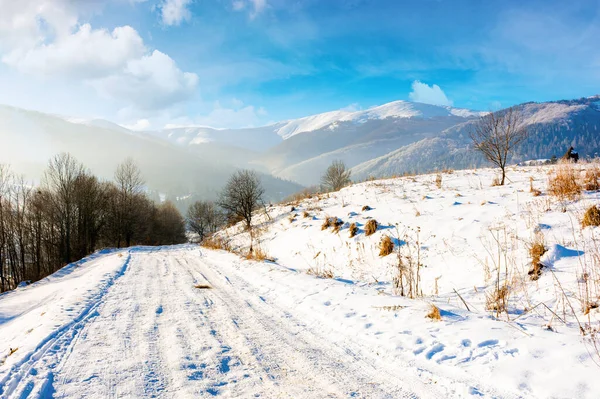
[114,158,145,247]
[470,107,527,185]
[187,200,222,242]
[219,170,265,232]
[321,160,352,192]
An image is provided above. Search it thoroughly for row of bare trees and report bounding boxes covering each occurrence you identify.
[0,153,186,292]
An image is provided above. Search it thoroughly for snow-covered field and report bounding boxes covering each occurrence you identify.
[1,164,600,398]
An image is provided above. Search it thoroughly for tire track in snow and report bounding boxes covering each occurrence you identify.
[0,253,132,399]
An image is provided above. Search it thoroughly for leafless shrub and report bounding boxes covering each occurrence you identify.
[201,235,231,251]
[321,160,351,192]
[548,164,582,201]
[392,226,423,298]
[379,235,394,256]
[435,174,442,189]
[584,166,600,191]
[365,219,378,236]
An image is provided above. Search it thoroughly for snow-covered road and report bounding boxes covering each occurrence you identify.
[0,247,433,398]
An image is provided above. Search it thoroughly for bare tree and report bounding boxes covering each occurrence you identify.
[219,170,264,231]
[321,160,351,192]
[187,200,222,242]
[470,107,527,185]
[114,158,145,247]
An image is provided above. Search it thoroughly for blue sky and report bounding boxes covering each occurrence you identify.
[0,0,599,129]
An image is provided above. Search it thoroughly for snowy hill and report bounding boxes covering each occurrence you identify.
[213,163,600,398]
[3,163,600,397]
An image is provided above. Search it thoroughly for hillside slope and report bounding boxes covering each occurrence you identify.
[0,105,302,203]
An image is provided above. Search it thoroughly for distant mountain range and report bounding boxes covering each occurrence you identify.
[1,96,599,206]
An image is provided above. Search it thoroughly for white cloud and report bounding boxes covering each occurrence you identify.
[233,0,267,18]
[408,80,453,106]
[3,24,145,78]
[160,0,193,26]
[91,50,198,110]
[0,0,198,112]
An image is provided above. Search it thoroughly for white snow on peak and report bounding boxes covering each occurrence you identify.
[274,101,485,140]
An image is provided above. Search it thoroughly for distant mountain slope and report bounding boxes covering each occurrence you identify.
[0,105,302,204]
[351,96,600,180]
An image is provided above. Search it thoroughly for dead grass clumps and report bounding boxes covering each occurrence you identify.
[582,205,600,228]
[584,166,600,191]
[491,176,502,186]
[201,235,231,251]
[528,233,547,280]
[365,219,378,236]
[307,267,334,279]
[548,164,582,201]
[349,222,358,238]
[246,246,270,261]
[435,174,442,189]
[426,304,442,321]
[362,205,371,212]
[322,216,343,232]
[379,235,394,256]
[485,286,509,313]
[303,211,310,218]
[529,176,542,196]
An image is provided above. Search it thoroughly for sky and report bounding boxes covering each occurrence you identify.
[0,0,599,130]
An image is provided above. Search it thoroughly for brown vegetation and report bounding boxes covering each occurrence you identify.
[548,164,582,201]
[582,205,600,228]
[364,219,378,236]
[528,233,547,280]
[379,235,394,256]
[349,222,358,238]
[426,304,442,321]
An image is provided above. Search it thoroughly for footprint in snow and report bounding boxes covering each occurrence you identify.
[478,339,499,348]
[425,343,445,360]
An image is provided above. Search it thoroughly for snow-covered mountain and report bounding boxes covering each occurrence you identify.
[0,105,301,205]
[350,97,600,180]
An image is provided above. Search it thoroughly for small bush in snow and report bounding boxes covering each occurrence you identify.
[584,166,600,191]
[349,222,358,238]
[582,205,600,228]
[528,233,547,280]
[321,216,343,232]
[548,164,581,201]
[303,211,310,218]
[362,205,371,212]
[379,236,394,256]
[435,174,442,189]
[426,304,442,321]
[365,219,378,236]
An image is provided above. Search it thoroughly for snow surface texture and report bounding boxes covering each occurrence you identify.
[2,165,600,398]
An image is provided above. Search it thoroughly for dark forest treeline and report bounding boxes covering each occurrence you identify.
[0,153,187,292]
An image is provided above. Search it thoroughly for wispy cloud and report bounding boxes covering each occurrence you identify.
[160,0,193,26]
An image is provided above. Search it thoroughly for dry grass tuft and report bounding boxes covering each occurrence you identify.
[201,235,231,251]
[194,284,212,289]
[584,166,600,191]
[349,222,358,238]
[307,267,334,279]
[321,216,343,232]
[303,211,310,218]
[529,176,542,196]
[485,286,509,313]
[528,233,547,280]
[582,205,600,228]
[365,219,378,236]
[246,246,270,261]
[491,176,502,186]
[548,164,581,201]
[435,174,442,189]
[379,235,394,256]
[362,205,371,212]
[426,304,442,321]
